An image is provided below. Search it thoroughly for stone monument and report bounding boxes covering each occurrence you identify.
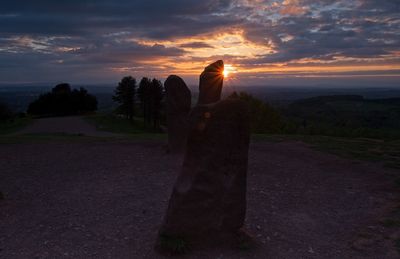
[198,60,224,105]
[165,75,191,153]
[158,60,250,252]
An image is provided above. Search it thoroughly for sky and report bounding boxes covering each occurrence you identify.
[0,0,399,87]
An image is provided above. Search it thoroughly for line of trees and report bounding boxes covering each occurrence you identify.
[112,76,137,120]
[27,83,97,116]
[138,77,164,129]
[112,76,164,130]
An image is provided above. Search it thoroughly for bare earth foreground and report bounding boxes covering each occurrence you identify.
[15,116,119,137]
[0,118,399,258]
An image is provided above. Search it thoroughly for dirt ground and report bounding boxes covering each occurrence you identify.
[0,138,398,259]
[15,116,119,137]
[0,117,399,258]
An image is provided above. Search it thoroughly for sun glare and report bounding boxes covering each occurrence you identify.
[222,64,235,78]
[223,69,230,78]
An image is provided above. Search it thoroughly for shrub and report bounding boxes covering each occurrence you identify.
[27,83,97,116]
[229,92,283,133]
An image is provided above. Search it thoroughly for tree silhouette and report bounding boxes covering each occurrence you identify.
[150,78,164,129]
[27,83,97,116]
[137,77,165,129]
[113,76,137,120]
[138,77,152,125]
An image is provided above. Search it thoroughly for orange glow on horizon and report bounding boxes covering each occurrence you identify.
[107,30,400,81]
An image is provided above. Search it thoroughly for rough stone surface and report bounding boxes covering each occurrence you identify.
[165,75,192,153]
[159,98,250,244]
[198,60,224,105]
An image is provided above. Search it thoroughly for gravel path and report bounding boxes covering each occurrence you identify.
[0,140,398,258]
[15,116,119,137]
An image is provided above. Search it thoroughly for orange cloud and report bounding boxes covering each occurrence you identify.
[280,0,308,15]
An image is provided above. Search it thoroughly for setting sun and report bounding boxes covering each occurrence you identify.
[223,69,229,78]
[222,64,235,78]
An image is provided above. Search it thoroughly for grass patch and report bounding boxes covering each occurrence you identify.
[0,132,167,144]
[0,133,111,144]
[85,113,161,135]
[238,239,252,251]
[394,178,400,188]
[302,136,400,170]
[252,134,286,142]
[0,117,32,135]
[254,134,400,170]
[158,234,189,255]
[381,219,400,228]
[0,113,167,144]
[396,238,400,253]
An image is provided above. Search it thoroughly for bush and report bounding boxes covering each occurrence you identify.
[27,83,97,116]
[229,92,283,133]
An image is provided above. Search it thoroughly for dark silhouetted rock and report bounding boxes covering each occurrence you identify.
[158,98,250,247]
[198,60,224,105]
[165,75,192,153]
[0,191,4,200]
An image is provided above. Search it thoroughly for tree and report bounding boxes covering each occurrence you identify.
[113,76,137,120]
[149,78,164,129]
[138,77,152,124]
[52,83,71,94]
[137,77,165,129]
[27,83,97,116]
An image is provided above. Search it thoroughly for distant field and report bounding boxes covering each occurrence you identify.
[0,117,32,135]
[85,113,164,135]
[3,113,400,171]
[254,134,400,170]
[284,95,400,139]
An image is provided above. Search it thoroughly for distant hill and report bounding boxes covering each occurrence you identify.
[284,95,400,137]
[1,85,400,114]
[227,86,400,107]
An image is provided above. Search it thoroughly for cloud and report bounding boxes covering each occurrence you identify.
[240,0,400,64]
[0,0,238,38]
[0,0,399,84]
[280,0,308,15]
[179,42,214,49]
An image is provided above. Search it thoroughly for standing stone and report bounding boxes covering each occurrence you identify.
[198,60,224,105]
[165,75,191,153]
[158,61,250,250]
[159,100,250,246]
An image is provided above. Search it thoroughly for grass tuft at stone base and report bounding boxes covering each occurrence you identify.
[156,234,189,255]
